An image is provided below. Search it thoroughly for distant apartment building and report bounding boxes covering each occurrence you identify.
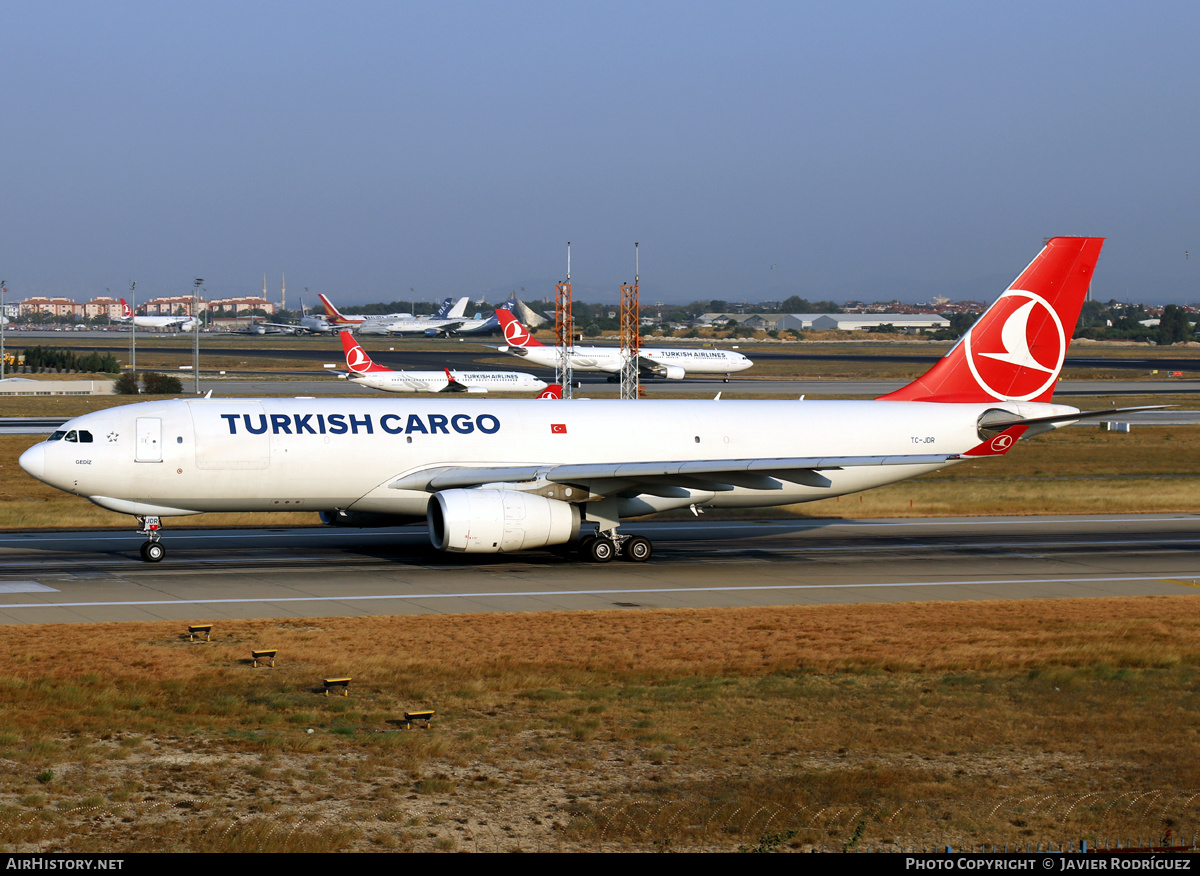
[19,297,83,319]
[84,296,123,319]
[208,296,275,315]
[143,296,197,316]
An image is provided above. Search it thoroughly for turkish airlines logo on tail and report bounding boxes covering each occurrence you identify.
[346,345,372,373]
[121,299,132,319]
[499,312,535,347]
[964,290,1065,401]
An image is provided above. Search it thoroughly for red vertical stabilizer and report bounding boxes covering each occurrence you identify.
[340,331,391,374]
[878,237,1104,403]
[496,309,546,348]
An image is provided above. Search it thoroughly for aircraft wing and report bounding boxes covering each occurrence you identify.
[387,451,959,495]
[634,355,663,376]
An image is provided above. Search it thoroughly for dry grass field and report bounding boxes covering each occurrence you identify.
[0,599,1199,852]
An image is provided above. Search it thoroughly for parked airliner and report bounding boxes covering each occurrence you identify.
[319,294,465,336]
[263,299,335,335]
[336,332,550,395]
[116,299,197,332]
[22,237,1139,564]
[494,310,753,381]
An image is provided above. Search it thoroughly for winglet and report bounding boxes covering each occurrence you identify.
[957,425,1029,457]
[495,309,545,348]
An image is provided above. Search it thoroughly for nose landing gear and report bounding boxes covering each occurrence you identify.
[136,516,165,563]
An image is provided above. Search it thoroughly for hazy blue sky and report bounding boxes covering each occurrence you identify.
[2,1,1197,307]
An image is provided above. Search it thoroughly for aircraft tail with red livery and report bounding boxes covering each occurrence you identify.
[496,309,546,348]
[340,331,391,374]
[879,237,1103,404]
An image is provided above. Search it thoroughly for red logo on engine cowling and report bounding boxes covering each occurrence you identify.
[964,290,1065,401]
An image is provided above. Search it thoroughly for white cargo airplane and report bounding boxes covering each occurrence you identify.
[319,294,466,336]
[263,298,335,335]
[494,310,754,381]
[117,299,197,331]
[22,237,1144,565]
[336,331,552,395]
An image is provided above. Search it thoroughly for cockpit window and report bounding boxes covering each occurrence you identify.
[64,431,78,443]
[47,431,66,442]
[77,430,93,443]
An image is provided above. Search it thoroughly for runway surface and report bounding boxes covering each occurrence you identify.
[0,514,1197,624]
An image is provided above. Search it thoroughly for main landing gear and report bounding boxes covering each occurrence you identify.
[136,516,165,563]
[577,530,653,563]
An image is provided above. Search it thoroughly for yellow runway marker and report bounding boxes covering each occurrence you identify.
[1162,578,1200,589]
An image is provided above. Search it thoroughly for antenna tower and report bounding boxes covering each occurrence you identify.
[619,242,641,399]
[554,242,574,399]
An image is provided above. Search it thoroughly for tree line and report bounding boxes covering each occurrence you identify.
[18,346,122,373]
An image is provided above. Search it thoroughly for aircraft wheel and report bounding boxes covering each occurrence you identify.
[587,537,616,563]
[622,536,652,563]
[140,541,165,563]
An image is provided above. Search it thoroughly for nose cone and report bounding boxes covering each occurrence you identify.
[19,443,45,482]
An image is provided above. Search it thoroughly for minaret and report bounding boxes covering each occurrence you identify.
[281,273,286,312]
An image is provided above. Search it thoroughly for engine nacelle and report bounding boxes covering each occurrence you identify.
[319,510,419,528]
[428,489,580,554]
[661,365,686,380]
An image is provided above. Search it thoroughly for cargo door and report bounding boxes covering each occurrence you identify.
[188,402,270,470]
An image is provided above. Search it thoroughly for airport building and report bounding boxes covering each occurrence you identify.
[778,313,949,332]
[697,311,950,332]
[0,377,114,396]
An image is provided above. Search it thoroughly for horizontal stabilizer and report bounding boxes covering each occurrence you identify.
[979,405,1173,431]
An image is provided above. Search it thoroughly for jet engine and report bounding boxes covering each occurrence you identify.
[428,489,580,554]
[660,365,686,380]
